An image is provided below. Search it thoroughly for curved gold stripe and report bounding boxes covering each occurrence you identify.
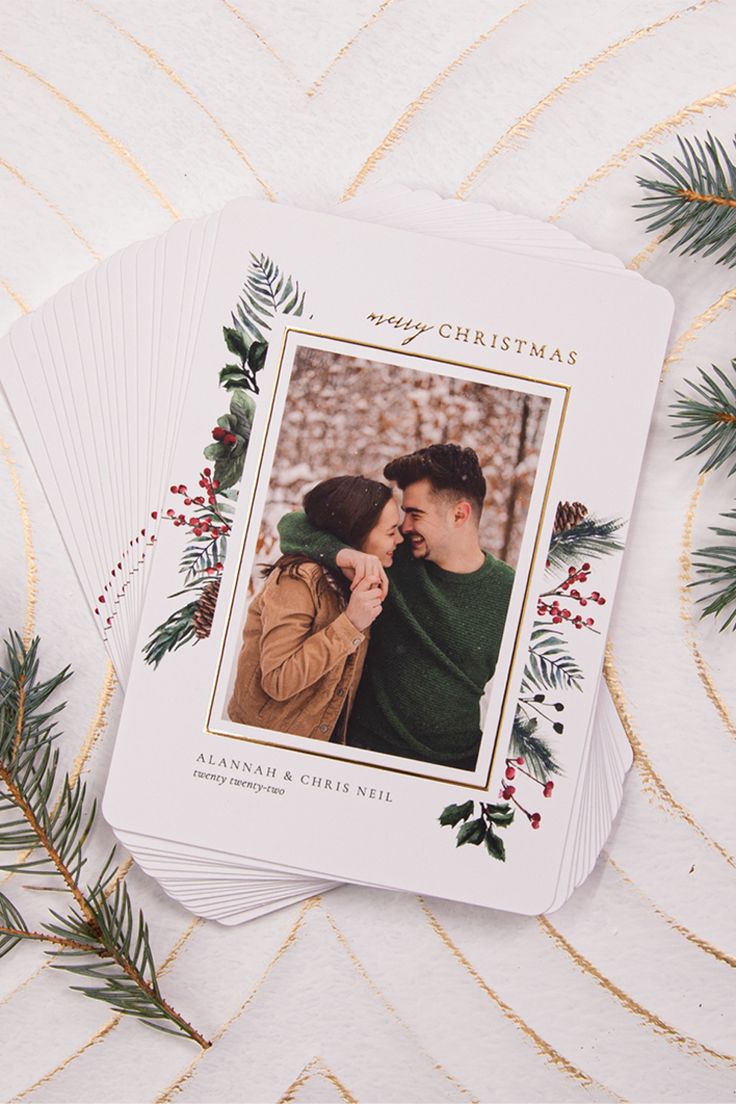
[219,0,291,70]
[156,896,320,1103]
[607,855,736,969]
[539,916,735,1064]
[0,960,46,1010]
[455,0,716,200]
[420,900,621,1100]
[1,278,30,316]
[551,83,736,220]
[628,230,668,272]
[662,287,736,378]
[82,3,276,201]
[0,158,100,259]
[341,1,530,201]
[0,436,37,647]
[10,918,202,1103]
[323,906,477,1101]
[603,642,736,870]
[0,50,179,218]
[680,474,736,738]
[307,0,395,98]
[69,661,117,785]
[278,1057,358,1104]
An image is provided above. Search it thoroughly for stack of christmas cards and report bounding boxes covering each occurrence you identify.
[0,188,673,922]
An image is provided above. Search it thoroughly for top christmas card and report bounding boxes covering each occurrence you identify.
[103,198,673,914]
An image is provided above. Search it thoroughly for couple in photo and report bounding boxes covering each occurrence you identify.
[228,444,515,771]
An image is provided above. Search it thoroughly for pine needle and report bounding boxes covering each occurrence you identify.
[636,133,736,267]
[0,633,210,1047]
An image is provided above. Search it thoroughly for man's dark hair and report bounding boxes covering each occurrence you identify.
[384,444,486,518]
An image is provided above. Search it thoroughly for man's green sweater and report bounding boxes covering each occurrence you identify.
[278,512,515,768]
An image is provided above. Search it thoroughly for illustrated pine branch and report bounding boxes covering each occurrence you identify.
[636,133,736,267]
[142,596,202,668]
[547,514,624,572]
[671,360,736,475]
[690,509,736,631]
[0,632,210,1046]
[510,713,561,780]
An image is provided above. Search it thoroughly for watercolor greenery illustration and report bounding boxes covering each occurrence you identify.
[143,255,305,667]
[440,502,625,862]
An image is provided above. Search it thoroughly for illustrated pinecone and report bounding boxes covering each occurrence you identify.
[553,500,588,534]
[193,578,221,639]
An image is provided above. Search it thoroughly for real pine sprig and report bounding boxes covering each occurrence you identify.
[671,359,736,475]
[691,509,736,631]
[670,358,736,631]
[0,632,210,1047]
[636,133,736,267]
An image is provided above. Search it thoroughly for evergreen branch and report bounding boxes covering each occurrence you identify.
[690,509,736,631]
[636,133,736,267]
[510,712,561,779]
[142,598,201,668]
[547,514,625,571]
[671,360,736,475]
[0,633,210,1046]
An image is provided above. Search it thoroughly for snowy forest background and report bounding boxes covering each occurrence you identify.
[252,347,550,584]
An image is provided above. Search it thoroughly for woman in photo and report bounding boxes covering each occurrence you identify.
[228,475,402,742]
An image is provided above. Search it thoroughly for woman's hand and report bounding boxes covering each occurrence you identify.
[335,549,389,599]
[345,576,384,632]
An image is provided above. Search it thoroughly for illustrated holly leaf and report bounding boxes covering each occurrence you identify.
[485,803,514,828]
[223,325,249,361]
[247,341,267,376]
[230,389,255,439]
[456,818,486,847]
[485,830,506,861]
[439,800,474,827]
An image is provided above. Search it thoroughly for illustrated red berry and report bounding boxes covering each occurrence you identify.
[552,615,562,623]
[585,617,594,626]
[203,467,211,476]
[582,562,591,571]
[178,485,187,494]
[151,511,158,520]
[568,566,576,576]
[516,756,524,765]
[598,596,606,605]
[531,819,541,829]
[170,485,177,494]
[98,595,105,603]
[543,782,554,797]
[591,591,600,601]
[505,766,516,780]
[531,812,541,823]
[212,480,220,489]
[502,786,514,799]
[212,426,226,441]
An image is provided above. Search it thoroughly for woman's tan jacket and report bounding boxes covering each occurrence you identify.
[227,561,368,742]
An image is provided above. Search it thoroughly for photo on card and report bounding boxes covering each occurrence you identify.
[207,329,568,785]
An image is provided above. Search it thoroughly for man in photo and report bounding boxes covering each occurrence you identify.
[278,443,515,771]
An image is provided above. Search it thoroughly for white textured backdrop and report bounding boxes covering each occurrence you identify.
[1,2,735,1101]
